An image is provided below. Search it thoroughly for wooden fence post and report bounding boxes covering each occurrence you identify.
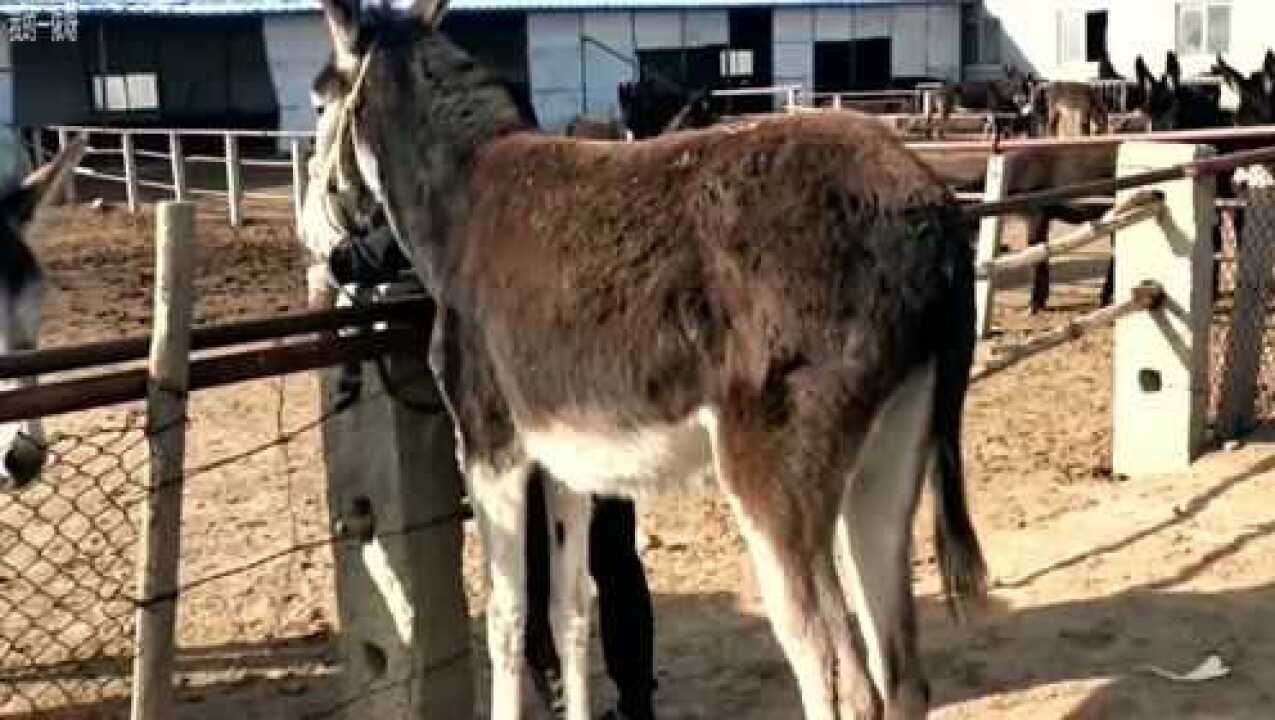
[56,128,77,205]
[974,153,1010,338]
[225,133,243,227]
[309,273,474,718]
[121,132,139,214]
[1112,142,1215,476]
[168,132,187,203]
[131,201,196,720]
[291,137,308,239]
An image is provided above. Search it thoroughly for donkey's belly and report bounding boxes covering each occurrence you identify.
[522,407,717,497]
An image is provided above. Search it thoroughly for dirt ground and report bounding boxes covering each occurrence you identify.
[6,192,1275,720]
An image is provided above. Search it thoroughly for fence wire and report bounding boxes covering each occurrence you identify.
[0,418,148,716]
[0,353,468,719]
[1209,169,1275,437]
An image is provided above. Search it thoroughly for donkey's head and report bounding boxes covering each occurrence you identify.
[0,139,85,490]
[1136,51,1227,130]
[301,0,527,292]
[1213,52,1275,126]
[1134,54,1179,130]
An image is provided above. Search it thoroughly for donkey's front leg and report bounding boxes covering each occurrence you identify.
[469,461,535,720]
[544,483,594,720]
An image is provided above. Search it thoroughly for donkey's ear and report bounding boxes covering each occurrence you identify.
[1135,56,1151,82]
[412,0,450,28]
[1214,54,1243,89]
[4,137,86,226]
[320,0,360,69]
[1165,50,1181,84]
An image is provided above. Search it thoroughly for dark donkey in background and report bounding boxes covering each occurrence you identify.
[1023,50,1238,313]
[0,140,85,490]
[302,1,987,719]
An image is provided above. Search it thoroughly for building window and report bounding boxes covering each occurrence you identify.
[1059,10,1107,64]
[962,3,1002,66]
[720,49,754,79]
[91,72,159,113]
[1085,10,1108,62]
[1177,2,1231,55]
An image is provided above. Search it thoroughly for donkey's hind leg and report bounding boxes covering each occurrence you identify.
[1027,211,1052,314]
[713,377,880,720]
[543,482,594,720]
[838,360,937,720]
[469,460,535,720]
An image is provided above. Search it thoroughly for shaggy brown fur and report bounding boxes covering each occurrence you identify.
[459,113,951,434]
[305,4,986,716]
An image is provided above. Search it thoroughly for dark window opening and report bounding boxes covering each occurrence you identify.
[815,38,891,92]
[1085,10,1108,62]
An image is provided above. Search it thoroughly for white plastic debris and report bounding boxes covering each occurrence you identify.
[1138,654,1230,683]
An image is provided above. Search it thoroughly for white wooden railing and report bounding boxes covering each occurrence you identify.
[25,126,318,233]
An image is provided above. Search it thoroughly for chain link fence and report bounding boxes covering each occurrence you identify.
[0,417,147,715]
[0,357,470,719]
[1208,167,1275,438]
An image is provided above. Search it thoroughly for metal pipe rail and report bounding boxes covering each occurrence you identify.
[0,327,424,424]
[963,144,1275,219]
[971,280,1165,384]
[908,123,1275,153]
[0,296,433,381]
[47,125,315,139]
[977,191,1164,276]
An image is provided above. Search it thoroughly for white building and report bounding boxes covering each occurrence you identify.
[517,1,967,128]
[980,0,1274,82]
[0,0,978,134]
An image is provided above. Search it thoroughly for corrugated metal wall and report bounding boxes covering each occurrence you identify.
[774,3,959,92]
[529,9,730,129]
[263,14,330,143]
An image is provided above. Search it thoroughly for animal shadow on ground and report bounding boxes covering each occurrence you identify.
[1,635,341,720]
[629,453,1275,719]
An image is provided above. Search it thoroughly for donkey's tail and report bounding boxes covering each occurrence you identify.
[929,206,988,620]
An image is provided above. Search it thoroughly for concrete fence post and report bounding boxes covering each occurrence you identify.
[974,153,1010,339]
[1112,141,1216,476]
[309,271,473,719]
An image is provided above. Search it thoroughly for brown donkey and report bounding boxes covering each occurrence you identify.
[301,2,987,718]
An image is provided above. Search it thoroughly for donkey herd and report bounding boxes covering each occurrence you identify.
[4,2,1275,718]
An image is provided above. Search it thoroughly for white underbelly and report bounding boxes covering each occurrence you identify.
[521,407,718,497]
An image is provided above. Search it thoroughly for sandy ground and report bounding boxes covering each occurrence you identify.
[3,193,1274,720]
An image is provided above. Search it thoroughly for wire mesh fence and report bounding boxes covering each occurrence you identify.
[0,355,470,719]
[1209,167,1275,437]
[0,417,147,715]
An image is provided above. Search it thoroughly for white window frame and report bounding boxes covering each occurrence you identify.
[1176,1,1231,56]
[1057,8,1108,66]
[720,48,754,79]
[90,72,159,113]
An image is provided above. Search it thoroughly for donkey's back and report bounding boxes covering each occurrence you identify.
[462,112,962,426]
[460,111,974,503]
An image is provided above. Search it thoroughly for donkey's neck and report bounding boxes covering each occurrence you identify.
[383,37,527,300]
